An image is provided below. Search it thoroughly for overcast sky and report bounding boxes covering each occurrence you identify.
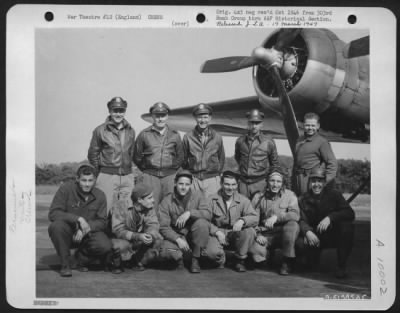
[35,27,370,164]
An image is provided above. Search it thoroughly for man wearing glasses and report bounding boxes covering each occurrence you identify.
[88,96,136,215]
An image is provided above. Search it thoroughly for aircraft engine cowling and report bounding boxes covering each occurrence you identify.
[253,29,369,141]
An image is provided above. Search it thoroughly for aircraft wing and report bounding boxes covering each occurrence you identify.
[141,96,365,143]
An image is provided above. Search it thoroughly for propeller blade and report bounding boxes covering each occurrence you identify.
[343,36,369,58]
[200,56,258,73]
[274,28,302,51]
[269,66,300,156]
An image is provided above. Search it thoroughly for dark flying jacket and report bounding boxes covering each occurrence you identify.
[235,133,279,183]
[298,189,355,236]
[182,126,225,180]
[88,117,135,175]
[48,181,108,232]
[133,126,184,177]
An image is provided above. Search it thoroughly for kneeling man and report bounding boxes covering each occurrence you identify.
[205,171,258,272]
[48,163,120,277]
[296,167,355,278]
[249,167,300,275]
[159,170,214,273]
[112,184,163,270]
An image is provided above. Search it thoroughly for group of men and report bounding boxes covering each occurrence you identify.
[48,96,355,280]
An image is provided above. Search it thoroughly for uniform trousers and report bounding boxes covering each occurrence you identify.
[203,227,256,261]
[249,220,299,262]
[192,176,221,199]
[141,173,175,216]
[295,221,354,268]
[48,220,113,267]
[111,236,163,266]
[159,219,210,264]
[96,172,135,214]
[238,179,267,200]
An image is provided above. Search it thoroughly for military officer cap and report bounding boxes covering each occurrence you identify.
[150,102,171,114]
[192,103,213,116]
[246,109,264,122]
[174,169,193,182]
[309,167,326,179]
[131,184,153,202]
[107,97,127,110]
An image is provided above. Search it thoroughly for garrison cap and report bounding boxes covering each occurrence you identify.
[150,102,170,114]
[131,184,153,202]
[107,97,127,110]
[309,167,326,179]
[192,103,213,116]
[174,169,193,182]
[246,109,264,122]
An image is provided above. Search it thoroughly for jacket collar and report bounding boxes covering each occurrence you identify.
[75,182,95,202]
[105,116,130,130]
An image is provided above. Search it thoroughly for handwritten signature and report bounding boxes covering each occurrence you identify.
[9,180,32,233]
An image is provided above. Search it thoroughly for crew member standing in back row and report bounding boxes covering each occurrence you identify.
[182,103,225,198]
[292,112,337,196]
[235,109,279,199]
[134,102,184,215]
[88,96,136,215]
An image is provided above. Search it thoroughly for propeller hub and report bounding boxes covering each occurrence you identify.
[251,47,283,68]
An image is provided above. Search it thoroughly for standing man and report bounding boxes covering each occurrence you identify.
[182,103,225,198]
[235,109,279,199]
[204,171,258,272]
[158,170,212,273]
[296,167,355,278]
[292,112,337,196]
[112,184,163,271]
[249,167,300,275]
[134,102,184,214]
[48,163,121,277]
[88,96,136,214]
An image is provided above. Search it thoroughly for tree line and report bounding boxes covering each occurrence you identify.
[36,156,370,194]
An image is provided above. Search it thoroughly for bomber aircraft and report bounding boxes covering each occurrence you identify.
[142,28,370,156]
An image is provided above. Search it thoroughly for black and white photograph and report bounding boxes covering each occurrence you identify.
[5,5,396,310]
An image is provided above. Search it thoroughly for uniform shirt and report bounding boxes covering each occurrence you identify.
[294,133,337,182]
[88,117,135,175]
[48,181,108,232]
[235,133,279,183]
[133,125,184,177]
[209,190,258,235]
[298,189,355,236]
[159,190,211,242]
[112,199,161,242]
[252,189,300,226]
[182,126,225,180]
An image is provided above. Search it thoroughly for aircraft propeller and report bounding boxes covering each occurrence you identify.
[200,28,301,155]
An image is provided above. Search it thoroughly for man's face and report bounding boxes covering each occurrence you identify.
[303,118,320,137]
[152,113,168,129]
[221,177,238,197]
[77,174,96,194]
[310,177,325,195]
[268,174,283,193]
[109,108,126,125]
[195,113,211,130]
[175,177,192,197]
[138,193,155,210]
[248,121,262,136]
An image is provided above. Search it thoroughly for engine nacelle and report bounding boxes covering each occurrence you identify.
[253,29,369,140]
